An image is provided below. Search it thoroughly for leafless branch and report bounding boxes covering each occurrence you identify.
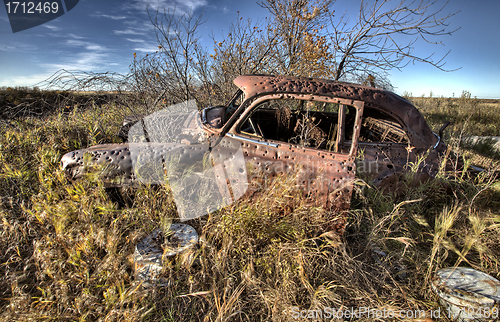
[330,0,460,82]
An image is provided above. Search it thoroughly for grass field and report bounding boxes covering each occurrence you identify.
[0,90,499,321]
[408,92,500,168]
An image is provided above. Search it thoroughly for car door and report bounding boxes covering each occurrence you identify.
[225,93,364,215]
[354,106,415,190]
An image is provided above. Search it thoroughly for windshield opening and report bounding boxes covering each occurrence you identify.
[225,89,244,120]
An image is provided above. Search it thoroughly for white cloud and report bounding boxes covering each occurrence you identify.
[65,40,86,46]
[114,28,147,36]
[182,0,208,10]
[65,40,108,52]
[67,33,85,39]
[86,44,107,51]
[124,19,155,29]
[132,0,208,14]
[125,38,146,43]
[113,20,155,38]
[41,51,110,71]
[41,31,85,39]
[134,45,161,53]
[0,43,37,52]
[43,24,60,31]
[93,13,128,20]
[0,44,18,51]
[33,40,114,72]
[0,73,56,87]
[122,37,160,54]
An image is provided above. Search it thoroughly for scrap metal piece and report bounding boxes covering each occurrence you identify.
[61,142,208,187]
[431,267,500,321]
[134,223,199,287]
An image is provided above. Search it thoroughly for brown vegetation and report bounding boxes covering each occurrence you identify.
[0,89,499,321]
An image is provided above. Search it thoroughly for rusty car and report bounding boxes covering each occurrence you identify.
[61,74,453,231]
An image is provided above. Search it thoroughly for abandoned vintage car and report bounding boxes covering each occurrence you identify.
[61,75,451,230]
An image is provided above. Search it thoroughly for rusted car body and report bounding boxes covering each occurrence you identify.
[61,75,448,230]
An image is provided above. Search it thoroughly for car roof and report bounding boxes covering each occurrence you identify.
[233,74,437,149]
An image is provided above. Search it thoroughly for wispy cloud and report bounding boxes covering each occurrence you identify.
[66,33,85,39]
[65,40,108,52]
[134,45,158,54]
[38,26,86,39]
[43,24,60,31]
[92,13,128,20]
[131,0,208,14]
[0,44,18,51]
[0,73,56,87]
[133,44,161,53]
[121,35,159,54]
[39,40,112,72]
[114,28,147,36]
[113,19,155,37]
[0,43,37,52]
[43,32,85,40]
[125,38,147,43]
[42,51,110,71]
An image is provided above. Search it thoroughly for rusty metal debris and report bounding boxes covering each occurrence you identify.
[61,75,453,232]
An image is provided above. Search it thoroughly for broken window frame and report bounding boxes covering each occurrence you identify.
[355,106,411,146]
[229,93,364,158]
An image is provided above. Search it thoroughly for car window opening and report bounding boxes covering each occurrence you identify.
[238,98,358,154]
[358,108,409,144]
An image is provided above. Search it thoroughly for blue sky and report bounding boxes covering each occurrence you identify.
[1,0,499,98]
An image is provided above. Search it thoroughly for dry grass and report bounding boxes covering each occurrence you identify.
[408,92,500,169]
[407,92,500,137]
[0,93,499,321]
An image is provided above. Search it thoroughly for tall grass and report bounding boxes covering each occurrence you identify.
[406,91,500,137]
[0,94,499,321]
